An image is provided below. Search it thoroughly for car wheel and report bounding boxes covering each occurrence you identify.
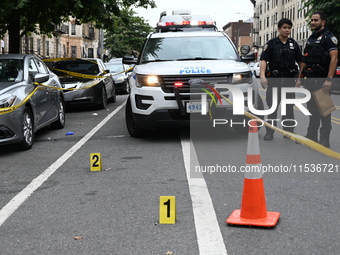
[18,107,34,150]
[110,87,116,103]
[51,97,66,129]
[122,83,130,95]
[98,86,107,109]
[125,97,145,137]
[232,94,264,134]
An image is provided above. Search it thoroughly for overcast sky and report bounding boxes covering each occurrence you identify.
[135,0,254,30]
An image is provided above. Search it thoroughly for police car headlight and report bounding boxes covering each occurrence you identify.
[137,75,160,87]
[232,71,252,84]
[0,95,17,108]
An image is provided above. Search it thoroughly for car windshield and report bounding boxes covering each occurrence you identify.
[141,36,238,63]
[52,59,99,75]
[0,59,24,82]
[106,63,124,73]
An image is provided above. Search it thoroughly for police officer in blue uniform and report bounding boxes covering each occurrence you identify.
[297,11,338,148]
[260,18,302,141]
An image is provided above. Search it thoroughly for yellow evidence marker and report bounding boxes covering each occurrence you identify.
[90,153,102,171]
[159,196,176,224]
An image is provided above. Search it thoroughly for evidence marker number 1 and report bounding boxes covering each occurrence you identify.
[159,196,176,224]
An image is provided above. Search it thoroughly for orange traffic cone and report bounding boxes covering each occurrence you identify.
[226,120,280,227]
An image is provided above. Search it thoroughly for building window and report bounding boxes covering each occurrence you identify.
[88,48,94,58]
[71,46,76,57]
[37,39,41,55]
[46,41,49,56]
[63,45,66,58]
[89,27,95,39]
[71,23,76,35]
[29,37,34,54]
[267,17,269,27]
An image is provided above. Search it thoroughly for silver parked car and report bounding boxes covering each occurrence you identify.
[105,60,130,95]
[0,54,65,150]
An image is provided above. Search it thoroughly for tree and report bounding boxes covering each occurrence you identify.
[104,8,153,58]
[302,0,340,37]
[0,0,156,54]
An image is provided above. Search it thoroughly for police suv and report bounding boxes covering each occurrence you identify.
[123,10,262,137]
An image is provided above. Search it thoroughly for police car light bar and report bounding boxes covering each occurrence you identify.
[157,20,215,27]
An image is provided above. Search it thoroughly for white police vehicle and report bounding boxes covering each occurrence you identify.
[123,10,262,137]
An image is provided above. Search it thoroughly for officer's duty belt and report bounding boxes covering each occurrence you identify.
[269,71,296,77]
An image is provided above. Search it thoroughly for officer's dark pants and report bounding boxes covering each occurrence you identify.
[305,78,332,141]
[265,77,295,134]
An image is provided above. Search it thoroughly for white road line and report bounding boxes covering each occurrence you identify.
[181,137,228,255]
[0,101,126,227]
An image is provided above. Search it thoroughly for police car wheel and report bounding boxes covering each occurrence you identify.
[125,97,146,138]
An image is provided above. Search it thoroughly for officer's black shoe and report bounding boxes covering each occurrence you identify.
[264,132,274,141]
[319,138,330,148]
[305,134,318,143]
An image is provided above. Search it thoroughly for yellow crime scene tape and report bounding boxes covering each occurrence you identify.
[1,58,133,115]
[217,93,340,161]
[0,87,39,115]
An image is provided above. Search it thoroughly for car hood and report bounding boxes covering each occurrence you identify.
[59,76,100,89]
[110,73,124,79]
[134,60,250,75]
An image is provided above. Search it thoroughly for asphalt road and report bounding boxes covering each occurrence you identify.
[0,87,340,254]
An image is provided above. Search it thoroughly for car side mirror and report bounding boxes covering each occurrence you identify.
[241,52,256,62]
[33,73,49,83]
[123,55,137,65]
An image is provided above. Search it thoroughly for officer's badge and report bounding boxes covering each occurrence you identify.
[331,36,338,45]
[263,44,269,51]
[289,42,294,49]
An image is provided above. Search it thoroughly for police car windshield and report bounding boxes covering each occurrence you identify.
[141,36,238,63]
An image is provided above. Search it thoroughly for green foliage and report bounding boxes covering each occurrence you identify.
[302,0,340,37]
[0,0,155,52]
[104,8,153,58]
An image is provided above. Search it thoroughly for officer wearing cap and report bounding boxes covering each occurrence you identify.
[296,11,338,148]
[260,18,302,141]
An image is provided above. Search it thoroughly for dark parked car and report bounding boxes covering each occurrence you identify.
[0,54,65,150]
[51,58,116,109]
[105,60,130,94]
